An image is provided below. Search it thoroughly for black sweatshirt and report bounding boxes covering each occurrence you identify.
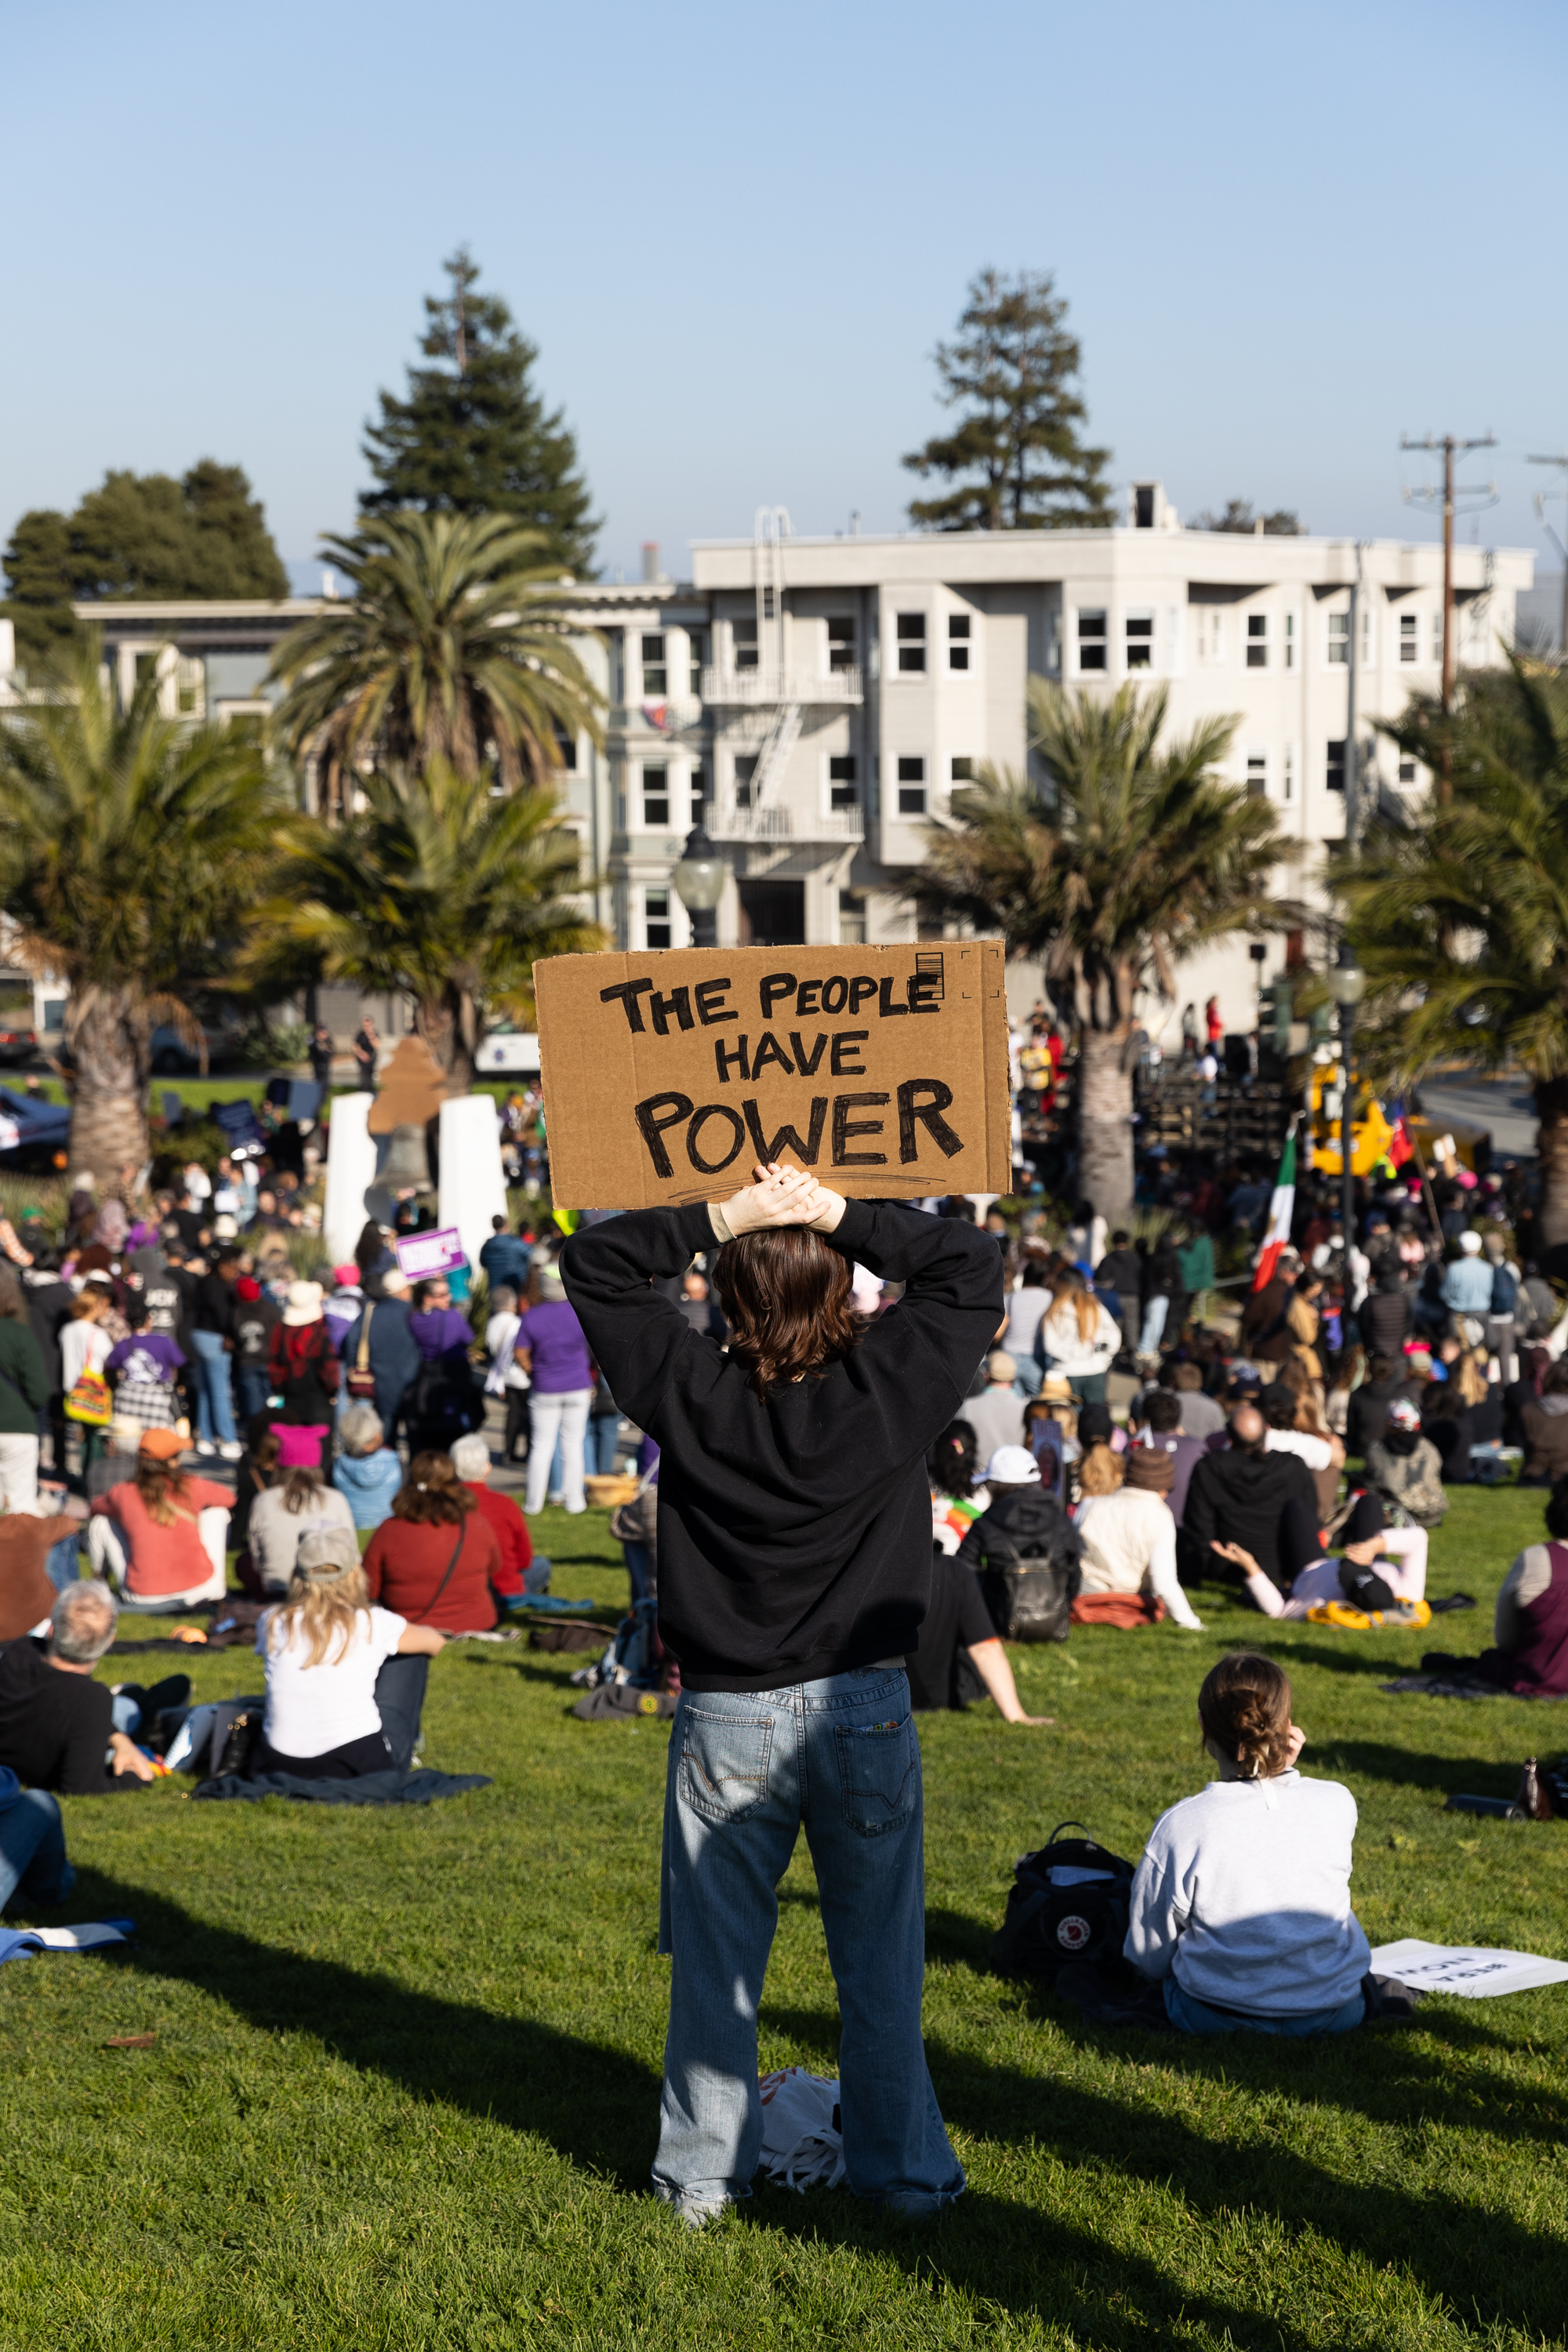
[0,1638,130,1794]
[561,1199,1003,1691]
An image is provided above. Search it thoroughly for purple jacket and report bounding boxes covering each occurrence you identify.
[517,1298,592,1394]
[408,1305,474,1363]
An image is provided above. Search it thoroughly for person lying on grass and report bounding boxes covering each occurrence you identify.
[1211,1517,1429,1623]
[1123,1650,1374,2036]
[561,1160,1003,2227]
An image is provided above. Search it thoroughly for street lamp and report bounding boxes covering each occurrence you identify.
[1327,939,1367,1254]
[671,822,726,949]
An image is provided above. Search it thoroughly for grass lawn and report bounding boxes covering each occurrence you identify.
[2,1489,1566,2349]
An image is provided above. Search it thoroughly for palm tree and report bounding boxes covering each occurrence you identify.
[0,641,285,1180]
[909,677,1286,1225]
[249,758,604,1093]
[1338,656,1568,1243]
[269,510,603,812]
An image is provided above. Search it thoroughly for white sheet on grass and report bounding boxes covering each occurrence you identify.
[1370,1940,1568,1997]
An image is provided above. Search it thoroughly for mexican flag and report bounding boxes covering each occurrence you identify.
[1252,1127,1297,1291]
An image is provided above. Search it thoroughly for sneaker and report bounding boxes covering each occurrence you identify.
[218,1441,243,1462]
[194,1439,216,1457]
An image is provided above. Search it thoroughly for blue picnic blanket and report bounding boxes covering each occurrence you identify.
[194,1769,491,1806]
[0,1919,136,1966]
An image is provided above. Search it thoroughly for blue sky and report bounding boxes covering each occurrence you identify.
[3,0,1564,587]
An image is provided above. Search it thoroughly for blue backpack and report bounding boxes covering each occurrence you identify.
[1490,1264,1519,1316]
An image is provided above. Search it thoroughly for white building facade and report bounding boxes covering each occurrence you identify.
[56,489,1532,1043]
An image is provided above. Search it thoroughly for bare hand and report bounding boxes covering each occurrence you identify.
[721,1163,845,1236]
[109,1732,154,1783]
[1210,1539,1262,1577]
[1007,1711,1055,1727]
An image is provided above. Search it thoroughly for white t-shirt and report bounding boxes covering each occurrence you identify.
[257,1602,406,1759]
[60,1319,111,1391]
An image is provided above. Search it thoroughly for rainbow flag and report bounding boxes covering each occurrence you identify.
[1252,1127,1297,1291]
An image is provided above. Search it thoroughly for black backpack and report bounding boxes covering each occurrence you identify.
[975,1495,1083,1644]
[989,1820,1138,1984]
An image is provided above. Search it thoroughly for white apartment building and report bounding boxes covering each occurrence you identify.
[49,485,1533,1043]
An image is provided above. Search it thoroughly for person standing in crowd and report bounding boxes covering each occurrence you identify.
[1036,1268,1120,1404]
[188,1246,241,1460]
[516,1264,593,1516]
[352,1014,379,1092]
[0,1270,48,1513]
[479,1216,532,1298]
[308,1022,336,1088]
[341,1268,421,1444]
[1094,1232,1142,1359]
[406,1273,481,1454]
[103,1299,183,1433]
[267,1283,339,1465]
[959,1352,1026,1462]
[230,1274,281,1425]
[1002,1264,1052,1386]
[561,1160,1001,2225]
[483,1285,532,1466]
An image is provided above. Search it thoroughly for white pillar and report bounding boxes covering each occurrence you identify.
[438,1094,509,1276]
[323,1091,379,1267]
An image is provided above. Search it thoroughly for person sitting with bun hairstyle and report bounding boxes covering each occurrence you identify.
[1123,1652,1373,2034]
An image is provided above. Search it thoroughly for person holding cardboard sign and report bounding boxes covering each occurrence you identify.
[560,1160,1003,2226]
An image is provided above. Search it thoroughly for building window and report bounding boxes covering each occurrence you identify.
[641,764,670,826]
[896,613,927,673]
[1398,756,1417,785]
[1078,609,1107,671]
[1284,612,1295,670]
[690,764,709,822]
[1125,612,1154,670]
[828,617,856,672]
[1196,609,1223,662]
[839,889,867,946]
[1326,739,1346,793]
[552,721,577,771]
[1283,748,1294,802]
[732,618,758,671]
[689,633,706,694]
[829,753,858,809]
[1246,750,1267,797]
[641,633,666,695]
[897,754,927,815]
[644,889,671,950]
[734,754,757,808]
[950,756,974,782]
[1327,612,1349,666]
[1246,615,1269,670]
[1399,612,1418,663]
[949,614,971,671]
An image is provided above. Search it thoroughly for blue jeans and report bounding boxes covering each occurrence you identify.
[1139,1296,1170,1355]
[189,1329,237,1446]
[654,1665,963,2218]
[1163,1978,1365,2036]
[234,1363,270,1428]
[587,1411,621,1476]
[622,1540,653,1603]
[0,1784,74,1913]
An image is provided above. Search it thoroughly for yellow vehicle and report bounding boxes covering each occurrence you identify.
[1308,1061,1491,1177]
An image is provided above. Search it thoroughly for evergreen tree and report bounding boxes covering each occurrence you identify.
[903,268,1112,532]
[361,249,598,578]
[1191,499,1304,535]
[2,463,287,671]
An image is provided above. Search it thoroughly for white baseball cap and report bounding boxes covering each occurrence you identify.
[982,1443,1041,1486]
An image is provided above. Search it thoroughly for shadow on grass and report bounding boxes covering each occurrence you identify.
[70,1874,1568,2344]
[1308,1739,1527,1796]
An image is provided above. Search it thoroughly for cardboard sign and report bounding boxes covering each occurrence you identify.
[536,941,1011,1210]
[394,1225,466,1279]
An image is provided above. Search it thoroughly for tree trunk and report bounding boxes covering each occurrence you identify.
[1536,1074,1568,1248]
[414,982,478,1098]
[1076,1026,1135,1230]
[65,986,149,1189]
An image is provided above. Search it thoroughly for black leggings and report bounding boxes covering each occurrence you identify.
[503,1389,530,1462]
[250,1729,393,1780]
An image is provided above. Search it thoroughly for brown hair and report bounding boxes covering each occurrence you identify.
[712,1229,862,1399]
[133,1455,194,1529]
[1199,1652,1294,1780]
[1048,1266,1101,1347]
[275,1461,330,1515]
[391,1449,474,1526]
[1076,1439,1124,1497]
[1452,1349,1490,1410]
[1276,1356,1329,1436]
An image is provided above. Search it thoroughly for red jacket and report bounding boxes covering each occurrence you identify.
[463,1482,531,1597]
[363,1511,499,1632]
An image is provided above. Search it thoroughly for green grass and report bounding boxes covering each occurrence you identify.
[2,1492,1566,2349]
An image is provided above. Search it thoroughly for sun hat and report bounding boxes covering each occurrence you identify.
[137,1428,185,1461]
[983,1443,1041,1486]
[282,1280,324,1326]
[1386,1397,1424,1432]
[1037,1375,1075,1403]
[986,1349,1017,1381]
[381,1267,409,1295]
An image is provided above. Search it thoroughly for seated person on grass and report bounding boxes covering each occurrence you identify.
[1422,1474,1568,1697]
[250,1527,445,1781]
[85,1428,231,1610]
[1072,1432,1204,1631]
[1182,1403,1321,1596]
[450,1432,535,1603]
[1212,1513,1428,1624]
[1126,1389,1205,1525]
[332,1403,405,1532]
[0,1582,189,1792]
[953,1441,1082,1595]
[245,1446,357,1598]
[1123,1650,1374,2036]
[929,1421,985,1553]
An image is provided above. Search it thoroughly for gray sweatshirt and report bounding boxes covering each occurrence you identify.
[1124,1769,1370,2014]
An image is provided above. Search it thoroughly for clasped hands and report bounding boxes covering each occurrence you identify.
[720,1161,846,1236]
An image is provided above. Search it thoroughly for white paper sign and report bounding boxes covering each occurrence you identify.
[1370,1939,1568,1998]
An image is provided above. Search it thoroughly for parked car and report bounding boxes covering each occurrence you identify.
[475,1028,540,1076]
[148,1021,246,1075]
[0,1023,36,1066]
[0,1087,71,1166]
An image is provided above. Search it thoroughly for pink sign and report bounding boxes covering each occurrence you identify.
[394,1226,466,1279]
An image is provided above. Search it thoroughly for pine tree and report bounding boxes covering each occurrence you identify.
[2,509,77,670]
[904,268,1112,532]
[361,249,598,578]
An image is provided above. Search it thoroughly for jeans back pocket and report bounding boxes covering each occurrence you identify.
[681,1707,775,1824]
[833,1715,918,1838]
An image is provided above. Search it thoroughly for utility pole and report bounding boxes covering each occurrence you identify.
[1342,543,1367,855]
[1526,454,1568,659]
[1401,432,1497,798]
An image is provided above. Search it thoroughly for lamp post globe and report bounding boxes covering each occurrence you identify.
[671,824,725,949]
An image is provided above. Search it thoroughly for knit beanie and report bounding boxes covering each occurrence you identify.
[1124,1444,1175,1495]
